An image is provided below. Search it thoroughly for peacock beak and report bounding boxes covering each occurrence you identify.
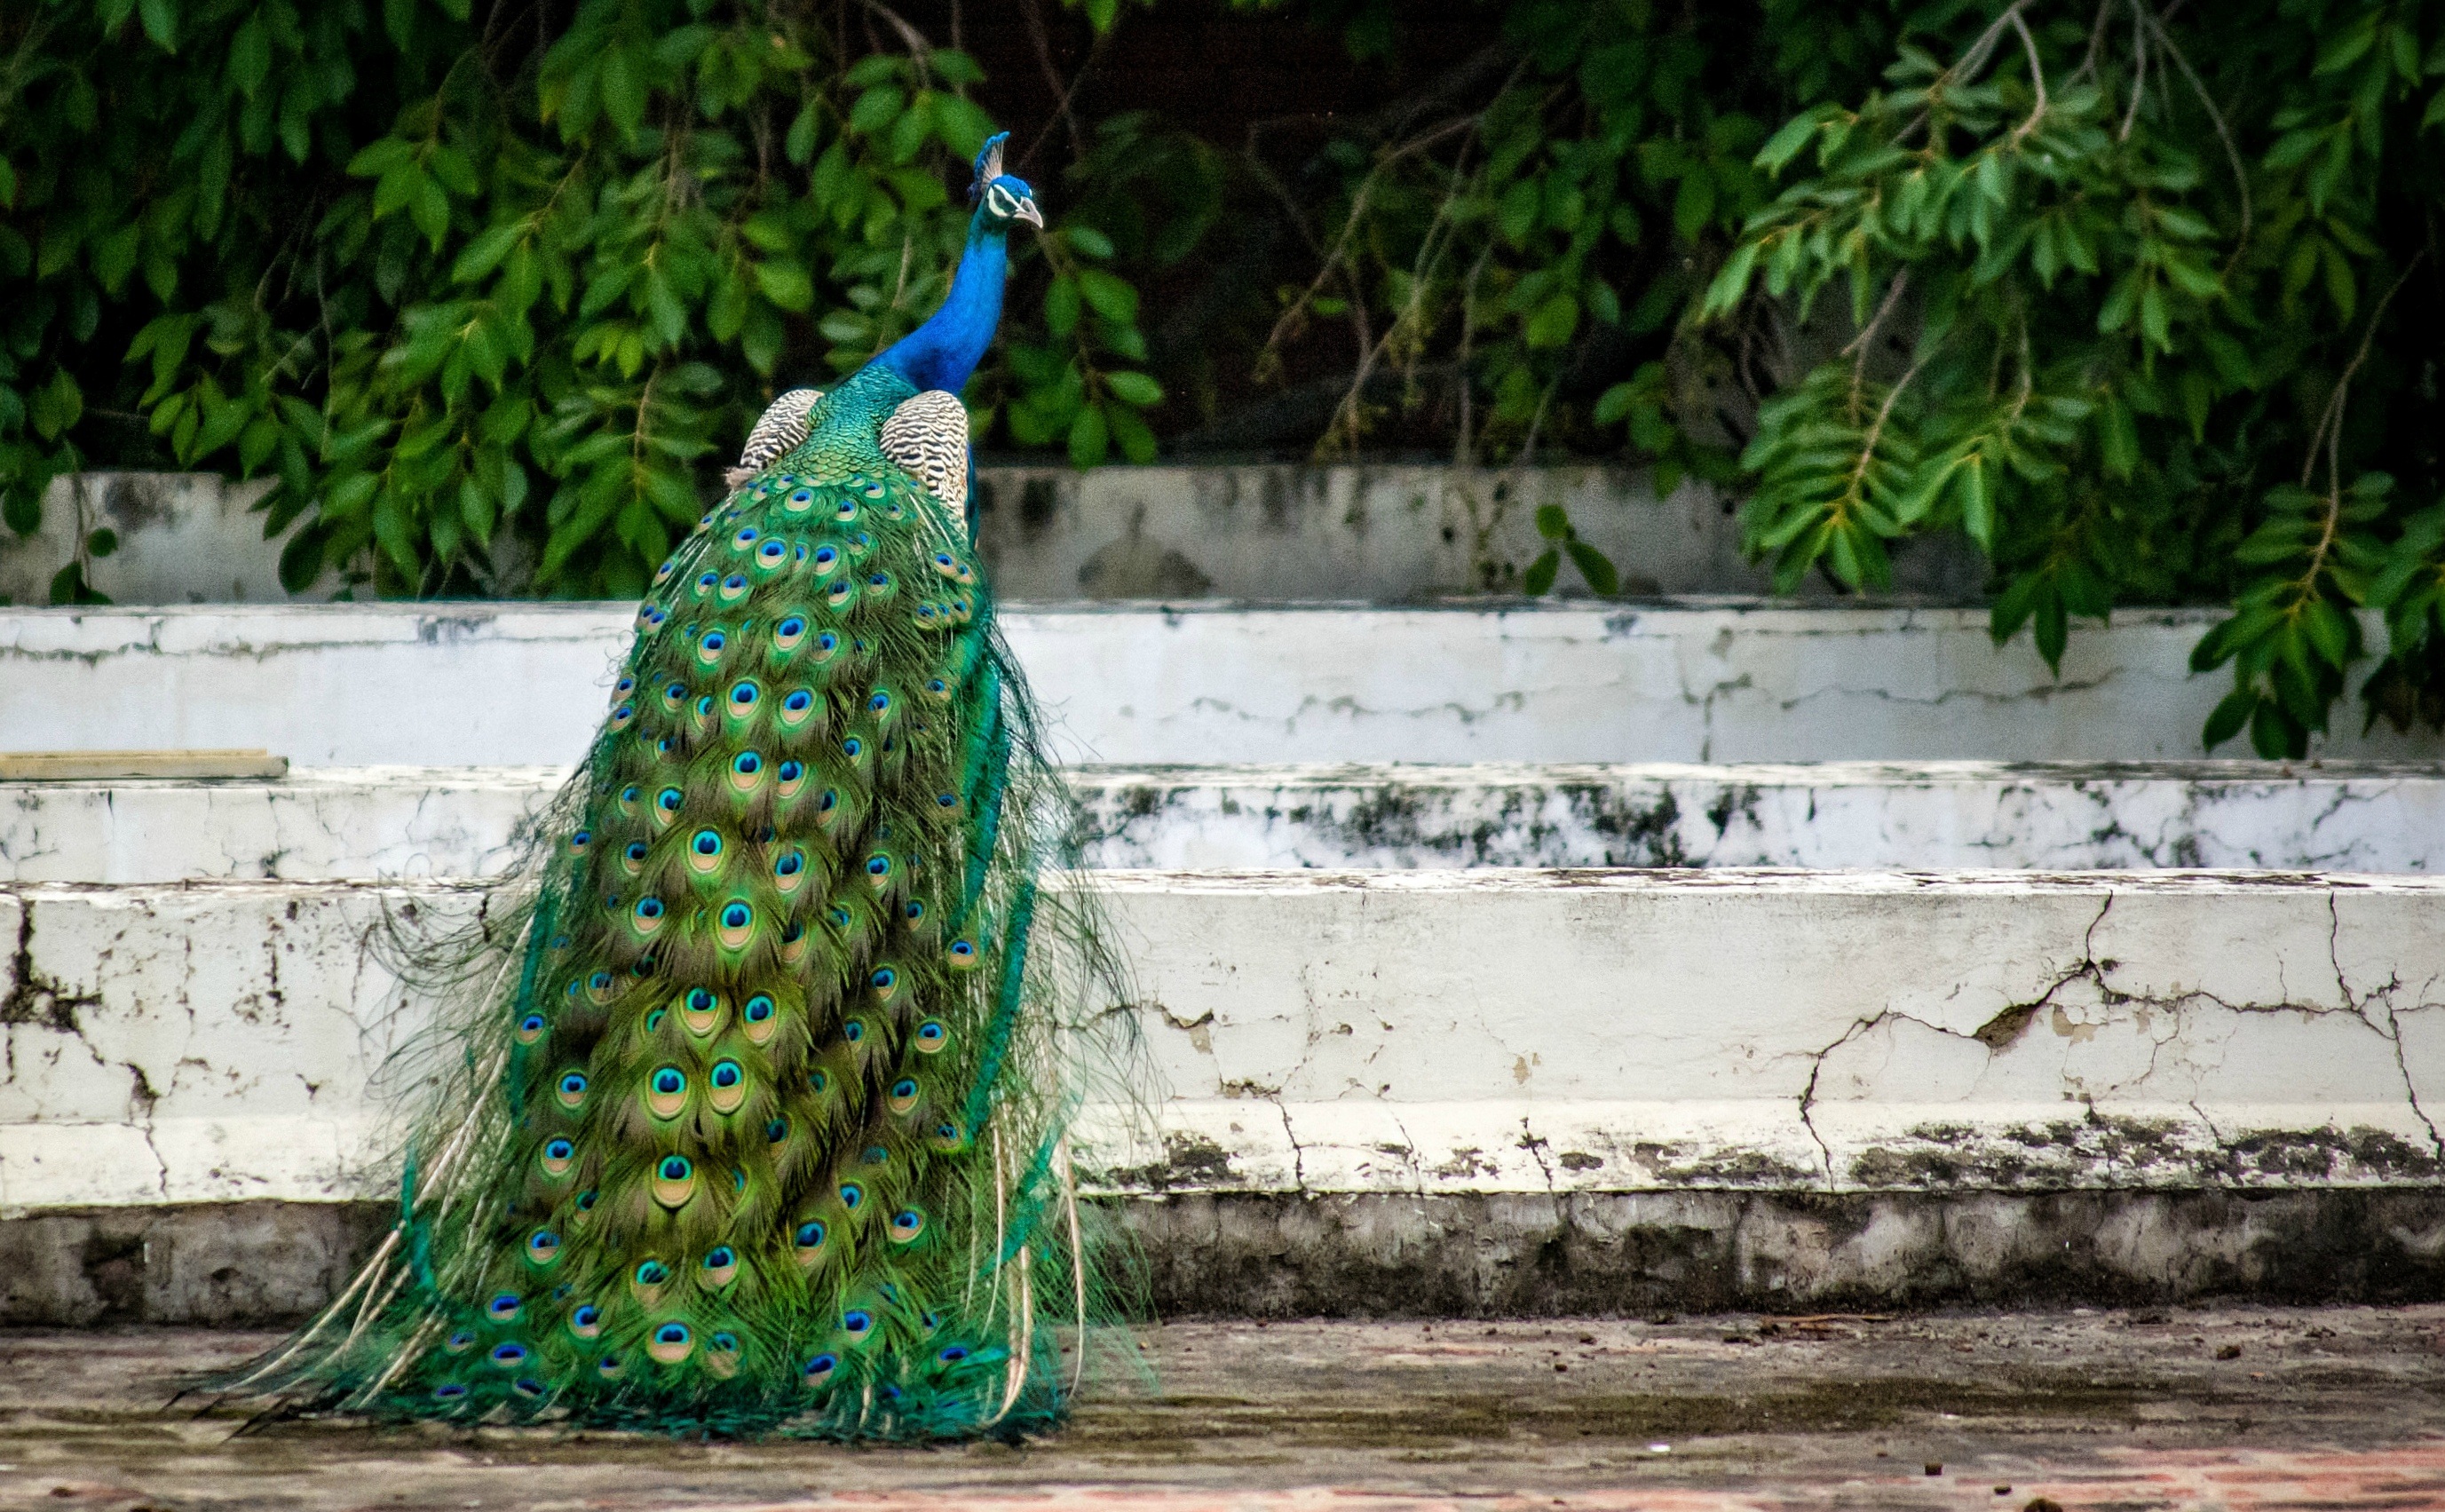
[1012,195,1044,231]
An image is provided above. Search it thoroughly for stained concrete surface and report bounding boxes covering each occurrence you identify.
[4,1309,2442,1510]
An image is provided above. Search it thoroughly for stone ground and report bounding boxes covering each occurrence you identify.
[4,1307,2444,1512]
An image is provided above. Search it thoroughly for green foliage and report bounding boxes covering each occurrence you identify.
[11,0,2445,756]
[0,0,1161,598]
[1695,0,2445,754]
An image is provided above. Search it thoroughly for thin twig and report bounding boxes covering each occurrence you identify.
[2300,253,2425,489]
[1841,271,1911,363]
[2006,11,2049,146]
[2071,0,2115,84]
[1018,0,1088,167]
[2141,8,2249,250]
[2119,0,2148,141]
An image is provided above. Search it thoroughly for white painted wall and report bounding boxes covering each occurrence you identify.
[4,871,2437,1214]
[6,602,2442,765]
[13,761,2445,882]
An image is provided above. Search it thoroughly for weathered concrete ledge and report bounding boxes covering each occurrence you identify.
[7,602,2445,767]
[14,761,2445,883]
[3,871,2439,1212]
[4,869,2443,1320]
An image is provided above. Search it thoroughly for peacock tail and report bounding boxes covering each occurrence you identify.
[221,132,1138,1441]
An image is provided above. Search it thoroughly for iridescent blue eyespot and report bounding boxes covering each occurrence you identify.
[659,1155,690,1182]
[657,788,683,811]
[692,830,721,856]
[491,1342,527,1365]
[784,690,813,713]
[843,737,863,757]
[710,1060,742,1088]
[805,1352,837,1380]
[779,616,806,637]
[657,1322,691,1345]
[733,527,759,548]
[697,572,719,590]
[722,902,751,929]
[779,759,804,780]
[634,897,663,921]
[767,1117,789,1141]
[545,1137,574,1160]
[519,1012,546,1034]
[759,540,787,562]
[870,967,895,990]
[702,631,726,653]
[434,1382,468,1399]
[745,993,774,1022]
[635,1259,668,1284]
[653,1068,684,1095]
[724,574,748,592]
[625,840,648,862]
[589,970,613,990]
[937,791,956,807]
[733,752,762,775]
[777,852,803,876]
[687,987,714,1011]
[939,1344,969,1362]
[558,1072,586,1097]
[843,1020,864,1043]
[695,695,715,717]
[840,1183,863,1208]
[795,1220,826,1247]
[843,1308,872,1333]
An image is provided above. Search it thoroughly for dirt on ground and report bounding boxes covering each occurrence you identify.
[3,1305,2442,1510]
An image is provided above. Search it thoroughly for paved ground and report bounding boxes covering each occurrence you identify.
[4,1308,2443,1511]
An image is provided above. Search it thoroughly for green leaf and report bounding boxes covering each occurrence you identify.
[1567,539,1620,596]
[1535,504,1570,542]
[1076,268,1139,325]
[754,262,814,313]
[138,0,177,51]
[1593,381,1637,427]
[1104,371,1163,407]
[1067,403,1110,469]
[1522,550,1559,596]
[1523,292,1579,349]
[2202,686,2254,750]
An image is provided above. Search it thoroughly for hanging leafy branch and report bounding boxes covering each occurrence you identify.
[1692,0,2445,755]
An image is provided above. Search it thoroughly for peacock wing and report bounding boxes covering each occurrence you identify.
[877,390,971,513]
[725,388,826,488]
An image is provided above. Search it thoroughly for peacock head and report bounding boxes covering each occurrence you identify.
[968,131,1044,233]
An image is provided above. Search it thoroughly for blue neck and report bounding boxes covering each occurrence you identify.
[874,208,1009,393]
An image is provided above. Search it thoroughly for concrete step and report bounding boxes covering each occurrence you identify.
[12,761,2445,882]
[9,601,2443,766]
[4,869,2435,1212]
[6,866,2441,1318]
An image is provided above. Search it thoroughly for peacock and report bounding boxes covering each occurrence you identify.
[222,131,1133,1441]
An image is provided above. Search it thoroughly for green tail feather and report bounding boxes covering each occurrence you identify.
[222,371,1139,1440]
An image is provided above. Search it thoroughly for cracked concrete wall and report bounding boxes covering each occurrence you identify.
[7,603,2445,767]
[14,761,2445,883]
[4,872,2441,1216]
